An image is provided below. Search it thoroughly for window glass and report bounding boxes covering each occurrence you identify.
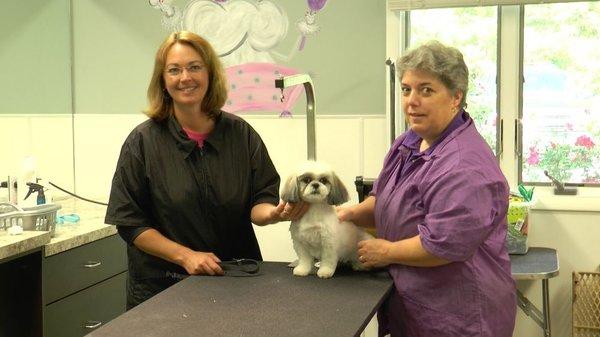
[522,2,600,185]
[409,7,498,152]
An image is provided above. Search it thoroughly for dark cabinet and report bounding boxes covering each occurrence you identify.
[42,235,127,337]
[44,272,126,337]
[0,250,43,337]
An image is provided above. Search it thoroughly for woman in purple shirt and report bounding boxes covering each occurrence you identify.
[338,41,516,336]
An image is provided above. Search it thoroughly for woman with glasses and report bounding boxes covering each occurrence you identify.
[338,41,516,336]
[105,31,307,309]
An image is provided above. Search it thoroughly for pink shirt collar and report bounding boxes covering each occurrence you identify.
[182,127,209,148]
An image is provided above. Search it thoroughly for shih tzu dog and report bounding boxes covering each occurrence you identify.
[281,161,374,278]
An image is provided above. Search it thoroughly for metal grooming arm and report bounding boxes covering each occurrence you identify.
[385,58,396,144]
[275,74,316,160]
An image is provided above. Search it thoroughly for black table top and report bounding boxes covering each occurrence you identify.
[89,262,393,337]
[510,247,559,280]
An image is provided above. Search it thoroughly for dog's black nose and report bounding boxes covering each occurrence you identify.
[311,182,320,189]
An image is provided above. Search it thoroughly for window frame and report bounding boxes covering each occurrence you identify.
[518,3,600,188]
[387,3,600,211]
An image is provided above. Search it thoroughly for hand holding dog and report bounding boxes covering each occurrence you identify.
[357,239,394,268]
[335,205,355,223]
[251,201,309,225]
[272,200,310,221]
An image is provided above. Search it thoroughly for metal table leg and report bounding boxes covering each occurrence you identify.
[516,280,551,337]
[542,279,551,337]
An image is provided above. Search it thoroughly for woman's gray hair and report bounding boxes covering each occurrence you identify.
[396,40,469,109]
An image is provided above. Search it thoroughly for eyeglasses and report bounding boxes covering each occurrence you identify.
[164,64,205,77]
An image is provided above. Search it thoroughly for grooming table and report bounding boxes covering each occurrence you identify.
[510,247,559,337]
[88,262,393,337]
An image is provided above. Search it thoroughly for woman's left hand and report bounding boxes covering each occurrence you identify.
[277,200,310,221]
[357,238,394,268]
[272,200,309,222]
[251,201,309,225]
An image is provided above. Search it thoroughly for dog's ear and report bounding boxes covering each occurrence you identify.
[281,174,300,203]
[327,172,349,205]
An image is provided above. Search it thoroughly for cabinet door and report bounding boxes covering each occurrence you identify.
[43,271,126,337]
[0,251,42,337]
[43,235,126,304]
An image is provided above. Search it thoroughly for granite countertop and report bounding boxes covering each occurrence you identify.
[0,197,116,261]
[0,230,52,261]
[45,197,116,257]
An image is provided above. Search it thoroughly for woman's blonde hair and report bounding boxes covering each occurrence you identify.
[145,31,228,121]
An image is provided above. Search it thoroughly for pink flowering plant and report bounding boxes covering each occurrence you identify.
[524,134,600,184]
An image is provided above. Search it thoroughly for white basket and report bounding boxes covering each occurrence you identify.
[0,203,61,237]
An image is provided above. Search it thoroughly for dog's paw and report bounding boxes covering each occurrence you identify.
[293,265,311,276]
[317,266,335,278]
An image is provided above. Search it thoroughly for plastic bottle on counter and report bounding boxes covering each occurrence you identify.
[0,181,7,203]
[8,176,18,204]
[17,156,37,207]
[37,178,52,204]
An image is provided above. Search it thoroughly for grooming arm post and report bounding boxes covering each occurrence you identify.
[275,74,317,160]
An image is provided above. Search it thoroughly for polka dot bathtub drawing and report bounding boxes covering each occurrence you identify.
[223,63,303,116]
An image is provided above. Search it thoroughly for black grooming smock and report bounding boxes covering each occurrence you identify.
[105,111,280,281]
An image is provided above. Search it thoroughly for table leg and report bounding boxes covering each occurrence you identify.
[516,281,552,337]
[542,279,551,337]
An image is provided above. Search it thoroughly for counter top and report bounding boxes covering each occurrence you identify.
[0,230,51,261]
[45,198,115,257]
[0,197,116,260]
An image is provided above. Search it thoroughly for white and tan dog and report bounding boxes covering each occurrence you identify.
[281,161,374,278]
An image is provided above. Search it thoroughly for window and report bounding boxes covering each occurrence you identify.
[409,7,499,153]
[521,2,600,185]
[392,2,600,191]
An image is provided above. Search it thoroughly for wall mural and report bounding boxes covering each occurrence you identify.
[149,0,329,117]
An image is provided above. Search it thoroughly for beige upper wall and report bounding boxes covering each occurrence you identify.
[73,0,386,116]
[1,0,386,116]
[0,0,72,115]
[72,0,165,116]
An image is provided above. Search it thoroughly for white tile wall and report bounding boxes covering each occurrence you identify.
[0,115,74,202]
[0,113,387,260]
[1,113,387,335]
[242,115,387,262]
[68,113,388,202]
[7,113,600,336]
[68,113,388,261]
[73,114,147,200]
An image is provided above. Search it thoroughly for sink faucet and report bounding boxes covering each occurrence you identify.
[275,74,316,160]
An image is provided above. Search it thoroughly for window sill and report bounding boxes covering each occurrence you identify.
[528,187,600,212]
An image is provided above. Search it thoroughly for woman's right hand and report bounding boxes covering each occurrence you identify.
[180,251,224,276]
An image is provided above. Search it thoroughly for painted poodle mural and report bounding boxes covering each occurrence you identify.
[149,0,328,117]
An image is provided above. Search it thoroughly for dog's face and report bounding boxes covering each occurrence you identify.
[281,161,349,205]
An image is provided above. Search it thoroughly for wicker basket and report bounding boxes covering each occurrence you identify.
[0,203,61,237]
[573,271,600,337]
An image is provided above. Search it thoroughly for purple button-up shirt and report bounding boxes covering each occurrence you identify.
[373,111,516,337]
